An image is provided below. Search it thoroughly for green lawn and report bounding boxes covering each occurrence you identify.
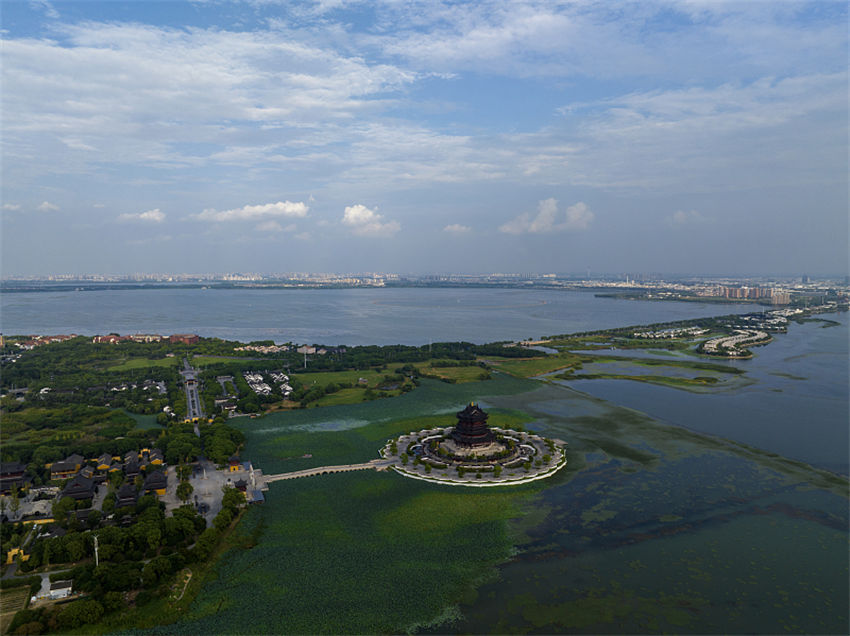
[292,368,389,388]
[191,356,249,367]
[108,357,178,371]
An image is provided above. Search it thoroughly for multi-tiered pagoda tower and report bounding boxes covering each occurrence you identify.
[451,402,495,447]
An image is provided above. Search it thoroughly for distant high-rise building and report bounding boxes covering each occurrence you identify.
[802,275,810,284]
[770,290,791,305]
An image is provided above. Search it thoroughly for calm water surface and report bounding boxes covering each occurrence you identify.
[0,287,762,345]
[564,314,849,473]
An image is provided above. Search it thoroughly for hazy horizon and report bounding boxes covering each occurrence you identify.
[2,270,848,281]
[2,1,847,277]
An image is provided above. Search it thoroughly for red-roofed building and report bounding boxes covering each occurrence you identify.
[170,334,199,345]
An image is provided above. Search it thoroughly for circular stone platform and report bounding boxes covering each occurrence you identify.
[380,426,567,487]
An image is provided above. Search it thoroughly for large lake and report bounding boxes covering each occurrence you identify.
[0,287,763,345]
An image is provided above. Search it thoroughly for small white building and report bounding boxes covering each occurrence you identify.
[49,580,73,600]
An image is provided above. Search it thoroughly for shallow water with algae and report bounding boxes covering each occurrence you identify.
[160,317,847,634]
[429,382,848,634]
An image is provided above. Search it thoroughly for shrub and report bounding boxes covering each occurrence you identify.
[57,600,104,630]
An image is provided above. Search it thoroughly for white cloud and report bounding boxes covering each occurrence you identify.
[118,208,165,223]
[443,223,472,234]
[195,201,309,222]
[29,1,59,20]
[0,22,417,178]
[36,201,59,212]
[667,209,711,226]
[341,204,400,237]
[499,199,593,234]
[255,220,297,233]
[2,203,21,211]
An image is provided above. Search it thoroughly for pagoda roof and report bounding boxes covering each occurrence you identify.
[143,471,167,490]
[62,475,94,499]
[456,402,488,419]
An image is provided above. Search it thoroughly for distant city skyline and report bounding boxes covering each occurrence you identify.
[3,270,847,285]
[2,1,847,276]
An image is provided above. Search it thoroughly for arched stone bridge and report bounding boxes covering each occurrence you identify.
[263,458,394,483]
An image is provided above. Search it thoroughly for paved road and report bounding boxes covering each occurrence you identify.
[180,358,204,431]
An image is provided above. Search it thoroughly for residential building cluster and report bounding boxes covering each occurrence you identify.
[14,334,77,350]
[92,333,199,344]
[702,330,771,356]
[270,372,293,398]
[296,345,347,356]
[243,372,272,396]
[241,371,293,398]
[632,326,709,339]
[234,343,293,354]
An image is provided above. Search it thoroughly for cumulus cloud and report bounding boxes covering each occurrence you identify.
[667,210,712,226]
[36,201,60,212]
[443,223,472,234]
[2,203,21,211]
[118,208,165,223]
[195,201,309,222]
[341,204,400,237]
[499,199,593,234]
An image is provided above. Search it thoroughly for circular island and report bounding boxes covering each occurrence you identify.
[381,403,567,487]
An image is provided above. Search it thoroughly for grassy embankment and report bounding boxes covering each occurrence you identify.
[486,343,743,391]
[556,355,743,390]
[565,373,722,388]
[485,353,587,378]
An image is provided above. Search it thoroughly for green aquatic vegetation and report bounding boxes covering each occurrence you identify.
[770,372,808,381]
[565,371,742,392]
[578,435,659,466]
[167,472,540,634]
[584,355,743,374]
[501,590,703,632]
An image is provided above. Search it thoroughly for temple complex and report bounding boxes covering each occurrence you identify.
[384,400,567,486]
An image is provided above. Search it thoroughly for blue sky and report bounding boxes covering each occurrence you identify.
[1,0,847,276]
